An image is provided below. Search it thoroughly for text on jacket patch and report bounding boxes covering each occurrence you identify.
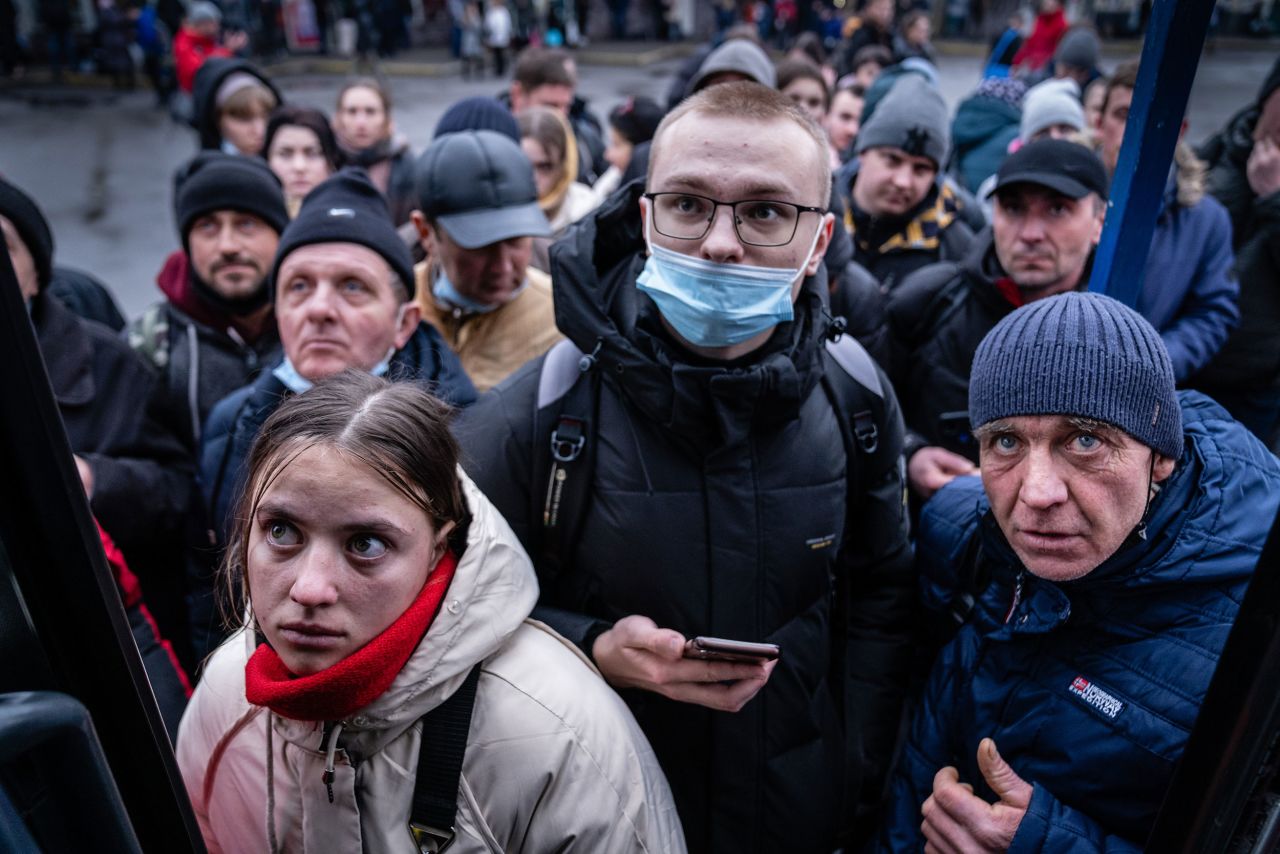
[1069,676,1125,719]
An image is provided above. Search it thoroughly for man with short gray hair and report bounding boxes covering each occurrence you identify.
[881,292,1280,852]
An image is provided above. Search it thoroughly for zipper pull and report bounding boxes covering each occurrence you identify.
[1004,571,1024,625]
[320,721,345,805]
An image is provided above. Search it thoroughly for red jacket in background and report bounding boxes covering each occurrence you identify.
[173,27,232,93]
[1012,9,1067,71]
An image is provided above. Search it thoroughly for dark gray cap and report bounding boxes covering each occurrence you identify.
[414,130,551,249]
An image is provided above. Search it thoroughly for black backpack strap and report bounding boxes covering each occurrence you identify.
[818,332,891,711]
[531,339,602,587]
[409,664,483,854]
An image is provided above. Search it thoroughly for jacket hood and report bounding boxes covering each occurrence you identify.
[1207,105,1259,171]
[685,40,777,96]
[951,96,1022,148]
[931,392,1280,598]
[548,181,834,450]
[192,58,282,150]
[270,472,538,754]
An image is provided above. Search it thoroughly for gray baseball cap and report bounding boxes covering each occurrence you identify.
[414,130,551,249]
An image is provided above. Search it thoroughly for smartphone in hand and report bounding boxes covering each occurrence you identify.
[684,636,780,664]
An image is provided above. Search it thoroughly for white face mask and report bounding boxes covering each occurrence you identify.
[636,210,824,348]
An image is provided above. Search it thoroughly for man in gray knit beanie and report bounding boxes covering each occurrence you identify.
[970,291,1182,583]
[840,73,975,289]
[883,288,1280,852]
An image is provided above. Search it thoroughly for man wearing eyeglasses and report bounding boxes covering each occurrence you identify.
[458,81,914,853]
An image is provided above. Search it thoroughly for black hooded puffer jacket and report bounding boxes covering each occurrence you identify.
[457,183,915,853]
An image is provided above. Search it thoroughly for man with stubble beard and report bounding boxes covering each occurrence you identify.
[885,139,1108,501]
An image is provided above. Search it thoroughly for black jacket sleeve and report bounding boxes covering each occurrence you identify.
[77,326,195,552]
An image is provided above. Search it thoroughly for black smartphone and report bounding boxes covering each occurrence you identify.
[684,636,781,664]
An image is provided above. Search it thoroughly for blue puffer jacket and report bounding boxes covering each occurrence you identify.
[881,392,1280,852]
[1138,173,1239,384]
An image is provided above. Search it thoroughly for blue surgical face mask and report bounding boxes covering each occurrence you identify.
[636,213,823,348]
[433,267,504,315]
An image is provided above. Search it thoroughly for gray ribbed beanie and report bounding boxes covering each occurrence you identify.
[969,292,1183,458]
[855,74,949,167]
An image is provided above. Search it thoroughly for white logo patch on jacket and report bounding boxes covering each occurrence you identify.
[1068,676,1125,719]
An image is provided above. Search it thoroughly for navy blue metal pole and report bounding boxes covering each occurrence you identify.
[1087,0,1217,307]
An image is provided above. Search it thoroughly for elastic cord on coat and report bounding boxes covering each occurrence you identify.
[1136,453,1160,541]
[266,712,279,854]
[322,721,345,804]
[187,324,201,448]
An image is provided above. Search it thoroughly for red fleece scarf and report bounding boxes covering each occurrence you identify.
[244,551,458,721]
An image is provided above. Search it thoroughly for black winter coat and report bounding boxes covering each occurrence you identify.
[127,300,281,454]
[32,291,195,652]
[1191,105,1280,393]
[886,229,1017,463]
[456,184,915,853]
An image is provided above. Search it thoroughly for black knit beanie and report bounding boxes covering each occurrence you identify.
[969,292,1182,459]
[0,177,54,289]
[175,152,289,250]
[271,167,415,297]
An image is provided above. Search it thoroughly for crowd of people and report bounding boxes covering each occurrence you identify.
[4,3,1280,850]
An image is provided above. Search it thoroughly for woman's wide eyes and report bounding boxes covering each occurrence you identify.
[349,534,388,559]
[266,521,300,546]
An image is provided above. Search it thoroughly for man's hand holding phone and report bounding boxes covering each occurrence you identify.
[592,615,777,713]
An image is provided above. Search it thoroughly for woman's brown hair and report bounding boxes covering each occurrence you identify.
[219,371,468,630]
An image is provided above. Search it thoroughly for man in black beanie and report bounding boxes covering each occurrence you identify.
[2,175,196,668]
[194,168,476,657]
[126,152,289,661]
[128,152,289,454]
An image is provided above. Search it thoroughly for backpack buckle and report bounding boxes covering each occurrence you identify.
[409,823,455,853]
[550,416,586,463]
[853,410,879,454]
